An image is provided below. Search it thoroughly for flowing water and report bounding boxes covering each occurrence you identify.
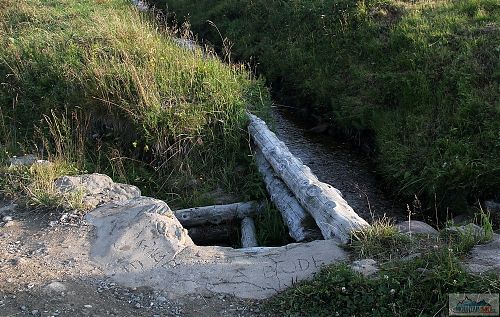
[131,0,406,225]
[271,107,406,223]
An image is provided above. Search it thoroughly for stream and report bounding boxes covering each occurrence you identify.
[271,106,406,223]
[131,0,406,224]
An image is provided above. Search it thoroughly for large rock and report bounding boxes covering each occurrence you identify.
[85,196,347,299]
[465,233,500,276]
[55,174,141,209]
[395,221,438,235]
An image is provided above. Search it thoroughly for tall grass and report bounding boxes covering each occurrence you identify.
[0,0,271,207]
[153,0,500,215]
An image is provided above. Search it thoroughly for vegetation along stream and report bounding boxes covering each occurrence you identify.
[150,0,500,225]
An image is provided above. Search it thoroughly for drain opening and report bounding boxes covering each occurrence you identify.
[177,203,323,248]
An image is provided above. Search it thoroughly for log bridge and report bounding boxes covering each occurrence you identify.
[173,113,369,247]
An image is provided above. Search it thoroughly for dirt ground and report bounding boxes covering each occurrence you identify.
[0,201,270,317]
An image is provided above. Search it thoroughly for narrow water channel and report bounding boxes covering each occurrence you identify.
[271,106,406,223]
[132,0,406,224]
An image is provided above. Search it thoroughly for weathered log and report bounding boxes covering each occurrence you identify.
[174,201,263,227]
[241,217,258,248]
[254,149,321,242]
[188,224,237,246]
[248,113,370,243]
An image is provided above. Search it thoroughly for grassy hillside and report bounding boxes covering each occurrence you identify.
[0,0,271,208]
[153,0,500,214]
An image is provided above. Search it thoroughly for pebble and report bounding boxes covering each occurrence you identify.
[45,281,67,293]
[83,305,92,308]
[31,310,39,316]
[134,303,142,309]
[2,216,13,222]
[3,221,15,228]
[10,257,27,266]
[157,296,167,303]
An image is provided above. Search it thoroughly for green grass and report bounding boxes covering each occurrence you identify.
[152,0,500,216]
[0,0,272,211]
[269,220,499,316]
[270,257,498,317]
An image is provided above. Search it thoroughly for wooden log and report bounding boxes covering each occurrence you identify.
[241,217,258,248]
[174,201,263,227]
[254,149,321,242]
[188,224,237,246]
[248,113,370,243]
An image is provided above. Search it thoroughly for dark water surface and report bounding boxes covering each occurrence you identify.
[271,107,407,222]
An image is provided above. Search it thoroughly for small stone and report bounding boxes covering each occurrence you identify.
[416,268,430,274]
[3,221,15,228]
[157,296,167,303]
[134,303,142,309]
[2,216,13,222]
[20,305,27,311]
[9,154,38,168]
[401,253,422,261]
[83,305,92,309]
[351,259,379,277]
[31,310,39,316]
[0,204,17,215]
[10,257,27,266]
[45,281,67,293]
[395,221,438,235]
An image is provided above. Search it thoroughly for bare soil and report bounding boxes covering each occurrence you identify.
[0,202,269,317]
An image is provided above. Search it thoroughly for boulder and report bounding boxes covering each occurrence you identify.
[395,221,438,235]
[465,233,500,275]
[485,200,500,225]
[445,223,486,241]
[85,196,347,299]
[55,174,141,209]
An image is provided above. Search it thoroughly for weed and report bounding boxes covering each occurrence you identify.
[0,160,82,210]
[350,218,412,260]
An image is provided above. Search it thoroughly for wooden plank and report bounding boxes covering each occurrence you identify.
[254,149,321,242]
[248,113,369,243]
[241,217,258,248]
[174,201,263,227]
